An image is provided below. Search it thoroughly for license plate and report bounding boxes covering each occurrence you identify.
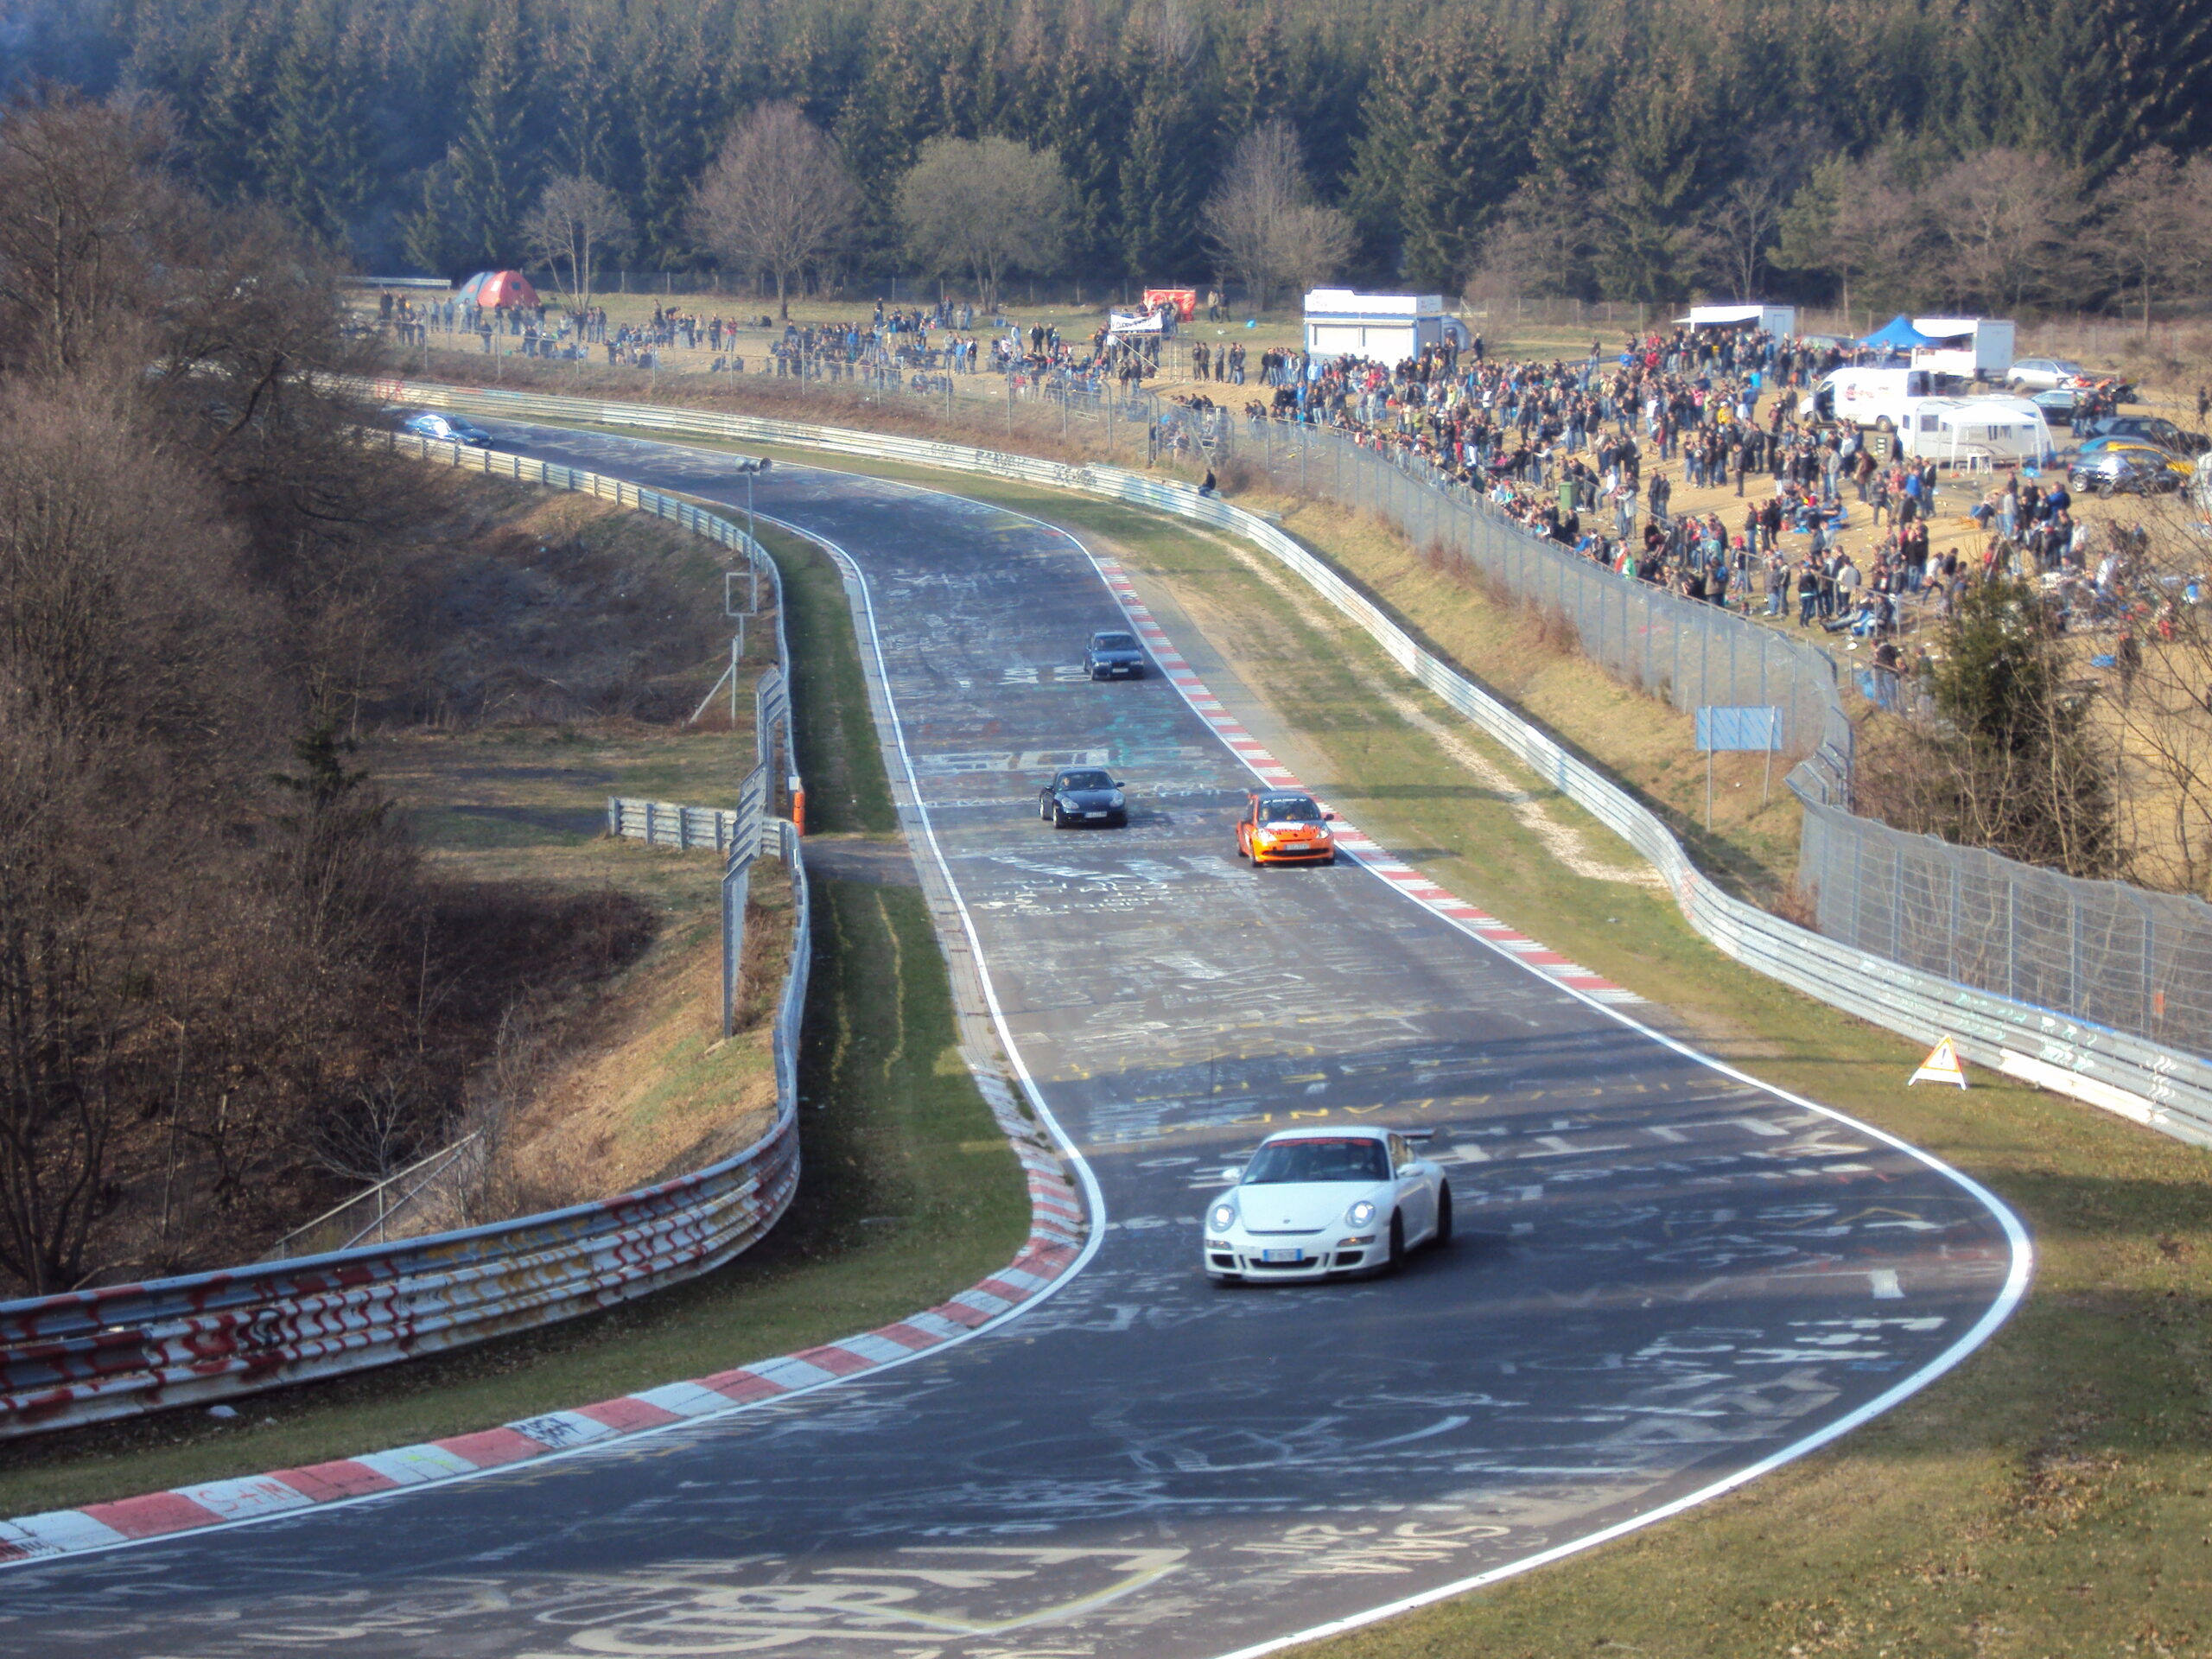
[1262,1248,1304,1263]
[1084,811,1106,818]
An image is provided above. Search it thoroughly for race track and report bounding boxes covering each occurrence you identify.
[0,429,2027,1659]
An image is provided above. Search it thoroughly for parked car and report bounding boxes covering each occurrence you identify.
[2007,357,2089,392]
[2028,387,2086,426]
[2077,415,2209,456]
[401,410,494,448]
[2069,448,2183,498]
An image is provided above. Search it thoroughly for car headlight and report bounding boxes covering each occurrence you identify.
[1210,1202,1237,1233]
[1109,791,1124,806]
[1252,830,1275,848]
[1344,1198,1376,1228]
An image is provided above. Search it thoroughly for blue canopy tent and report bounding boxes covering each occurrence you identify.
[1858,314,1941,352]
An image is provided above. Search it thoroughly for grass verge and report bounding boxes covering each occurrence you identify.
[529,411,2212,1655]
[0,544,1024,1523]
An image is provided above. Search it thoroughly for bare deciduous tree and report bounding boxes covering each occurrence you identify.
[896,136,1071,312]
[521,174,631,309]
[1698,175,1790,301]
[1933,147,2079,314]
[1204,122,1351,313]
[0,87,175,378]
[2093,147,2212,337]
[690,103,858,321]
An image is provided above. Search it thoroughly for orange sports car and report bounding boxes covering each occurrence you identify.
[1236,789,1338,866]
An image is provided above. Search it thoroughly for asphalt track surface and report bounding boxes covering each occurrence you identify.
[0,428,2028,1658]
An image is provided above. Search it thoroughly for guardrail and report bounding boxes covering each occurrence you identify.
[359,376,2212,1147]
[607,798,750,855]
[0,442,809,1438]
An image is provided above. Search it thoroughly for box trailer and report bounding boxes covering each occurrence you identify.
[1910,317,2015,382]
[1303,290,1462,362]
[1681,302,1798,336]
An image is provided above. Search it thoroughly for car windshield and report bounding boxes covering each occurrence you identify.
[1058,770,1114,791]
[1243,1138,1391,1184]
[2056,360,2084,374]
[1258,796,1323,822]
[1092,632,1136,650]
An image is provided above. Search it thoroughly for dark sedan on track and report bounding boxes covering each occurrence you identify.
[1039,767,1129,827]
[401,410,495,447]
[1084,630,1148,679]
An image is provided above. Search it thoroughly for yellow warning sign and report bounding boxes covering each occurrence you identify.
[1910,1035,1968,1089]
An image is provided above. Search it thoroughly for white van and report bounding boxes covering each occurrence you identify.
[1811,367,1936,435]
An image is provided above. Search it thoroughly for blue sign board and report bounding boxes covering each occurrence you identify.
[1695,706,1782,753]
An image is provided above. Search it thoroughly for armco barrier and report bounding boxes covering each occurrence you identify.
[0,446,810,1438]
[364,376,2212,1146]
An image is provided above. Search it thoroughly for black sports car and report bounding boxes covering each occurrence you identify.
[1039,767,1129,827]
[1084,630,1147,679]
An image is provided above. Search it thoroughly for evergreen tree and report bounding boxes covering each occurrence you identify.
[445,0,542,265]
[619,2,721,268]
[257,0,377,245]
[1039,10,1124,281]
[1117,29,1208,280]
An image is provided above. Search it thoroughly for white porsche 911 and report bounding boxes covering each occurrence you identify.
[1203,1126,1452,1281]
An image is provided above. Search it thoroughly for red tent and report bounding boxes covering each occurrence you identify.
[459,270,541,309]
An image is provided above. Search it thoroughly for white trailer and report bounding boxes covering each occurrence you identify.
[1911,317,2016,382]
[1681,302,1798,336]
[1303,289,1459,361]
[1898,397,2054,468]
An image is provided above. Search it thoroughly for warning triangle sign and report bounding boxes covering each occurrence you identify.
[1910,1035,1968,1089]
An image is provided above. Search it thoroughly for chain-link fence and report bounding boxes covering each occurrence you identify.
[1800,796,2212,1050]
[1226,418,1854,785]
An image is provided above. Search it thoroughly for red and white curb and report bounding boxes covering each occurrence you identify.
[1092,555,1643,1007]
[0,1098,1084,1566]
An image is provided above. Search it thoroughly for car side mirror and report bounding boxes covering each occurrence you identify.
[1323,810,1338,821]
[1221,1166,1243,1184]
[1112,780,1126,789]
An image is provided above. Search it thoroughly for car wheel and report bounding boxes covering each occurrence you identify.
[1433,1183,1452,1247]
[1052,804,1071,828]
[1109,812,1128,828]
[1039,797,1052,822]
[1383,1212,1406,1275]
[1323,852,1338,866]
[2099,482,2115,499]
